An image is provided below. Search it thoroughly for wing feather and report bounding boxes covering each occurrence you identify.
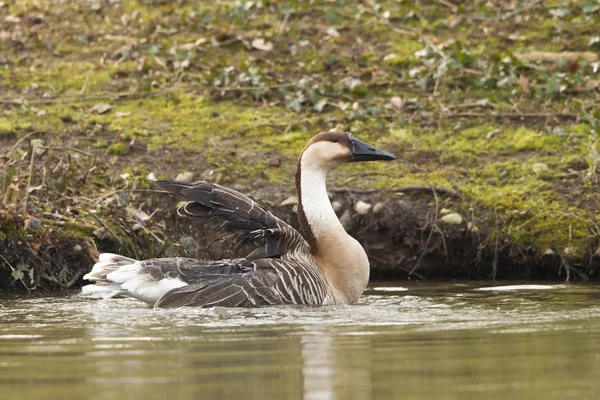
[154,258,327,308]
[156,180,309,260]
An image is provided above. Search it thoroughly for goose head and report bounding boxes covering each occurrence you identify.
[300,131,395,170]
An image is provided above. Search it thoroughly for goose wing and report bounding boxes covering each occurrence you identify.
[153,258,328,308]
[156,180,308,259]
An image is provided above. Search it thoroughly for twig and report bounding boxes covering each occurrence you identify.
[438,0,457,12]
[215,83,296,92]
[22,146,36,212]
[12,131,42,149]
[280,12,290,33]
[423,36,448,60]
[39,146,94,157]
[445,101,495,110]
[0,254,30,291]
[81,155,96,183]
[138,224,165,245]
[89,213,123,247]
[444,112,578,120]
[410,186,440,276]
[331,185,460,198]
[501,0,541,21]
[0,90,165,106]
[95,188,166,201]
[38,269,85,288]
[361,0,416,36]
[80,75,89,95]
[492,231,499,281]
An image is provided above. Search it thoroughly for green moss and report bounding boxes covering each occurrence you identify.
[107,142,129,156]
[384,37,423,66]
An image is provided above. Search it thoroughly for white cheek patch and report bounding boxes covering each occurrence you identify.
[302,141,349,167]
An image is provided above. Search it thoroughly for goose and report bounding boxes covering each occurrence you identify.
[82,131,395,308]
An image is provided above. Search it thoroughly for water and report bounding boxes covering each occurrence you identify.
[1,282,600,400]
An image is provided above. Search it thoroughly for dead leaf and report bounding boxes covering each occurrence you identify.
[518,74,529,94]
[91,103,113,114]
[390,96,404,112]
[251,38,273,52]
[326,27,340,37]
[93,227,108,240]
[130,208,150,222]
[116,111,131,118]
[180,37,207,51]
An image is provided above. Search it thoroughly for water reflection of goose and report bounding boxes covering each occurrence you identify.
[82,132,395,308]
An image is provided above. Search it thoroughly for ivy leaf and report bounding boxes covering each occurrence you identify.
[11,270,24,281]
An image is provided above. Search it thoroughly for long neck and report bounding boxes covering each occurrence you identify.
[295,158,346,251]
[295,156,370,303]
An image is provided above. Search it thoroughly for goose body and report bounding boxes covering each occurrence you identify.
[82,132,395,308]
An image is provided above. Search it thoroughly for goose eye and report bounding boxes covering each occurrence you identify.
[330,138,340,143]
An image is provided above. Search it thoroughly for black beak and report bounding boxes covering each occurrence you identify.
[350,136,396,162]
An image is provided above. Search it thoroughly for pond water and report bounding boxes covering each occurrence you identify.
[1,282,600,400]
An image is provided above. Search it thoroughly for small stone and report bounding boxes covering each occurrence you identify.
[292,205,298,214]
[440,208,451,215]
[390,96,404,111]
[131,223,143,232]
[440,213,463,225]
[339,210,353,230]
[532,163,549,173]
[544,248,555,256]
[326,27,340,37]
[373,203,385,214]
[175,171,194,183]
[91,103,112,114]
[280,196,298,207]
[331,201,342,213]
[354,200,372,215]
[73,244,83,252]
[61,115,73,123]
[251,38,273,51]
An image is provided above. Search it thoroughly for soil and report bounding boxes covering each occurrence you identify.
[1,0,600,293]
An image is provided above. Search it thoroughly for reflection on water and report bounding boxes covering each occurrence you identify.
[1,282,600,400]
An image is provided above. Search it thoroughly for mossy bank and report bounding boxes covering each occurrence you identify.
[1,0,600,292]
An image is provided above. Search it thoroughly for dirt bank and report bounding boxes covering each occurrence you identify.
[1,0,600,292]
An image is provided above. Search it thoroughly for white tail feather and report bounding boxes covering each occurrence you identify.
[83,253,137,281]
[82,253,188,305]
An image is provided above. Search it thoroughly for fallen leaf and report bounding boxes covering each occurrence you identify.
[91,103,113,114]
[130,208,150,222]
[251,38,273,51]
[115,111,131,118]
[313,98,328,112]
[390,96,404,112]
[180,37,207,51]
[11,270,24,281]
[93,227,108,240]
[326,27,340,37]
[518,74,529,93]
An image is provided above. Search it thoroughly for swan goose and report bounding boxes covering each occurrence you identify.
[82,132,395,307]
